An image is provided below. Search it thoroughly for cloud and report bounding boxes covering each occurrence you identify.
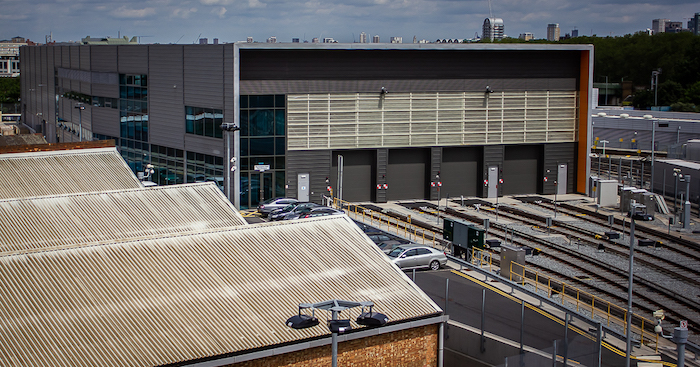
[215,6,227,17]
[110,6,157,19]
[248,0,266,8]
[201,0,234,5]
[172,7,198,18]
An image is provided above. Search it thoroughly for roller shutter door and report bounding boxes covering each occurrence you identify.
[441,147,481,198]
[503,145,541,195]
[332,150,374,202]
[387,149,430,201]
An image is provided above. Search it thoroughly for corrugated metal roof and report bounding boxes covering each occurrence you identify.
[0,215,442,367]
[0,147,142,200]
[0,183,247,255]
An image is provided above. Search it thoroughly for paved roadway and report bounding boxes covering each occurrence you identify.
[414,269,634,367]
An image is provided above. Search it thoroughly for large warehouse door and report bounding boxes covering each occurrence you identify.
[387,149,430,201]
[442,147,481,198]
[503,145,541,195]
[332,150,375,202]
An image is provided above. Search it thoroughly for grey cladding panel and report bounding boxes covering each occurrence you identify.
[286,150,332,203]
[80,47,90,71]
[239,80,261,94]
[184,134,222,156]
[240,50,582,80]
[482,145,504,197]
[224,46,234,126]
[287,80,309,94]
[118,46,148,74]
[70,46,80,70]
[91,83,118,99]
[149,45,185,147]
[543,143,576,194]
[61,46,70,68]
[184,45,224,108]
[91,108,120,137]
[91,46,118,72]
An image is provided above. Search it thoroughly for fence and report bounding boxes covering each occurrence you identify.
[508,261,659,350]
[329,197,446,249]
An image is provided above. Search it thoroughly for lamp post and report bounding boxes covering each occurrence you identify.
[74,103,85,141]
[673,169,682,221]
[651,69,662,107]
[221,123,241,207]
[286,300,388,367]
[626,204,654,367]
[644,115,656,193]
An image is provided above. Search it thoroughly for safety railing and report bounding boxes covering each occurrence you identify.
[329,197,443,248]
[467,247,497,273]
[508,261,659,350]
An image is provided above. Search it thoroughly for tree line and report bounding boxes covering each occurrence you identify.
[491,32,700,111]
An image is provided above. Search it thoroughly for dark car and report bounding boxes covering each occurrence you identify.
[365,232,411,245]
[296,207,345,219]
[257,197,299,217]
[270,202,321,221]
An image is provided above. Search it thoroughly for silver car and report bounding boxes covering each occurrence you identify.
[386,245,447,271]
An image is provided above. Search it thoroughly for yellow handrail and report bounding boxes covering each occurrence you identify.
[508,261,658,348]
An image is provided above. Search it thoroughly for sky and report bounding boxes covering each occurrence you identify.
[2,0,698,44]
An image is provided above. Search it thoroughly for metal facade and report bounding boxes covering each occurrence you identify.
[0,215,442,367]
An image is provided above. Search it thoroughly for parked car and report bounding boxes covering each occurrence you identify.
[386,245,447,271]
[257,198,299,217]
[297,207,345,219]
[377,241,405,254]
[281,204,329,220]
[205,177,224,191]
[365,232,411,245]
[270,202,321,221]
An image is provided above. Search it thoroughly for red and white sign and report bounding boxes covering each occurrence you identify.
[543,177,548,182]
[681,320,688,329]
[431,182,435,187]
[437,182,442,187]
[499,178,504,184]
[377,184,381,190]
[383,183,388,189]
[484,180,488,186]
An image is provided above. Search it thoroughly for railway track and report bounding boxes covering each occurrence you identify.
[368,200,700,343]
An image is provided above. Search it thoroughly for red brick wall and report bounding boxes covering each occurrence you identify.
[231,324,438,367]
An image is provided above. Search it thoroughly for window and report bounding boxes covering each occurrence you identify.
[185,106,223,138]
[416,248,432,255]
[404,249,418,257]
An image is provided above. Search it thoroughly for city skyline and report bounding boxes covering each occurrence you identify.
[2,0,697,44]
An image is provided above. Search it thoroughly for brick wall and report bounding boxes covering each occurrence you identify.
[232,324,438,367]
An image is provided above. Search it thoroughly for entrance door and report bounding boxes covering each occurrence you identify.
[298,173,310,202]
[488,166,498,198]
[557,164,567,195]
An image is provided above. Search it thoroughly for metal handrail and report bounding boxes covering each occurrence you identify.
[508,261,659,349]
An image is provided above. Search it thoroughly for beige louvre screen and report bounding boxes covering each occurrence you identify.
[287,91,578,150]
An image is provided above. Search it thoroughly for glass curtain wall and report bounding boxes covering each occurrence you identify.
[119,74,150,173]
[240,95,286,209]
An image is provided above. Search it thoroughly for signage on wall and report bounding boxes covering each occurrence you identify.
[254,164,270,172]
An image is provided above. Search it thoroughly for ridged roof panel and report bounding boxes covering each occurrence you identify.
[0,183,247,255]
[0,147,142,199]
[0,216,441,367]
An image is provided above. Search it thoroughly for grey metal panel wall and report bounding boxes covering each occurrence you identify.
[240,50,582,80]
[183,45,224,108]
[387,148,429,201]
[286,150,332,203]
[91,46,118,72]
[91,83,118,98]
[91,108,120,137]
[376,148,388,203]
[430,147,442,201]
[184,135,224,157]
[503,145,541,195]
[441,147,481,198]
[79,47,90,71]
[482,145,504,197]
[543,143,576,194]
[246,78,575,95]
[61,46,70,68]
[118,45,148,74]
[70,46,80,70]
[332,150,375,202]
[148,45,185,148]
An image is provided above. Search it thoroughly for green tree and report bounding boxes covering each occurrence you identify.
[0,77,20,103]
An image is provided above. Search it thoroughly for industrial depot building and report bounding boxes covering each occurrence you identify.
[21,42,593,208]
